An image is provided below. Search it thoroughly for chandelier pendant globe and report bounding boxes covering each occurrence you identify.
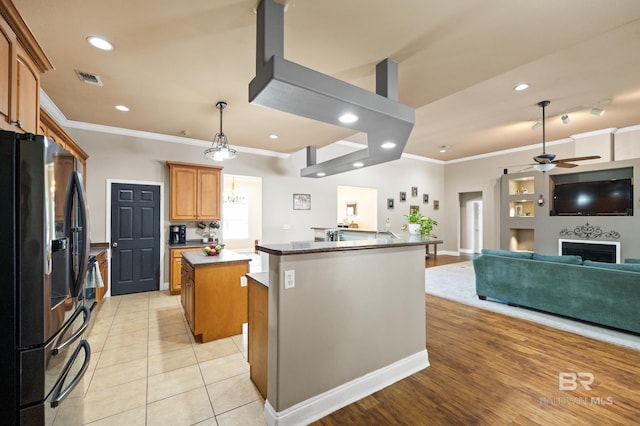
[204,101,237,161]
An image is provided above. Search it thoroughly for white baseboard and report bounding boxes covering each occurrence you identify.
[439,250,459,256]
[264,349,429,426]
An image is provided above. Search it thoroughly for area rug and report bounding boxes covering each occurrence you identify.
[425,261,640,351]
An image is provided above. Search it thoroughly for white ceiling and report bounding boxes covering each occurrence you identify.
[14,0,640,162]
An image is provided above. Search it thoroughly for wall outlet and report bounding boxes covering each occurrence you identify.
[284,269,295,289]
[240,276,247,287]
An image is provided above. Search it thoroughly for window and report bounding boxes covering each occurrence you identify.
[223,201,249,240]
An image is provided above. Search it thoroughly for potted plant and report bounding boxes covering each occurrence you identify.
[404,212,438,237]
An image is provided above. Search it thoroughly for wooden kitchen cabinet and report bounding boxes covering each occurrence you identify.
[41,110,89,180]
[169,246,203,295]
[95,249,109,303]
[167,161,223,221]
[0,0,54,133]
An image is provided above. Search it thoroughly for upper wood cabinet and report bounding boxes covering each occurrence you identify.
[0,0,54,133]
[167,161,223,221]
[40,110,89,180]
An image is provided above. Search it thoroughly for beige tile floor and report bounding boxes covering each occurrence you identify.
[47,290,266,426]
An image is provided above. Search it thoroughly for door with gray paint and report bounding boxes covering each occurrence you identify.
[111,183,160,295]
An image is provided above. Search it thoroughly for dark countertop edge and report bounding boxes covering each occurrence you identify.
[168,239,222,249]
[256,238,428,256]
[182,250,251,267]
[247,272,269,288]
[89,242,109,257]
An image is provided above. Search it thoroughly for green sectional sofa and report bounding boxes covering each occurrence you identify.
[473,249,640,334]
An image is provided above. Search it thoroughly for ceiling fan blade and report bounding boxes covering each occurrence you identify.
[553,155,601,163]
[555,162,578,168]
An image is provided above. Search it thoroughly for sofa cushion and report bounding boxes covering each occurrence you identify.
[624,258,640,264]
[584,260,640,273]
[532,253,583,265]
[481,249,533,259]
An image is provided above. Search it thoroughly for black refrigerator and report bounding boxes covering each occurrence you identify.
[0,130,93,424]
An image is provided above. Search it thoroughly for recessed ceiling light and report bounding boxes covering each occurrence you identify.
[115,105,130,112]
[317,172,326,177]
[269,134,279,139]
[590,107,605,116]
[353,162,364,168]
[514,83,529,91]
[338,113,358,124]
[381,142,396,149]
[87,36,114,51]
[439,145,447,153]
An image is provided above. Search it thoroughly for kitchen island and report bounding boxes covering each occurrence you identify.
[253,237,429,425]
[181,250,250,343]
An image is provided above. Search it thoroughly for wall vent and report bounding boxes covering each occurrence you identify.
[74,70,103,86]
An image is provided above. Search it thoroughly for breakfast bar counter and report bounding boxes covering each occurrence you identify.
[252,238,429,425]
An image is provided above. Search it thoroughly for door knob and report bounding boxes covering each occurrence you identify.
[112,242,118,248]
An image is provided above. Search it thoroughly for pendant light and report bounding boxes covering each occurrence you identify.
[204,101,237,161]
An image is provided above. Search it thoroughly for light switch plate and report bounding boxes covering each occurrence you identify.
[240,276,247,287]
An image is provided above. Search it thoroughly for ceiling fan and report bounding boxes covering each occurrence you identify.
[530,100,600,172]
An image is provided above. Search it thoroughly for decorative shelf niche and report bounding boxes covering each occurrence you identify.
[508,176,534,196]
[509,228,534,252]
[509,200,535,217]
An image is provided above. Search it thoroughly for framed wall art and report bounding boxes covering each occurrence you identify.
[400,192,407,202]
[411,187,418,197]
[293,193,311,210]
[423,193,429,203]
[387,198,395,209]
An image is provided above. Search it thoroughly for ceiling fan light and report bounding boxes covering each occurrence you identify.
[561,114,570,124]
[590,107,605,116]
[533,163,556,172]
[513,83,529,91]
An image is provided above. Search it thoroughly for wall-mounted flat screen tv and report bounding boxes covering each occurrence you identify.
[551,178,633,216]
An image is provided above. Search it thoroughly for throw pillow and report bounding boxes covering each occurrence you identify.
[481,249,533,259]
[584,260,640,272]
[532,253,583,265]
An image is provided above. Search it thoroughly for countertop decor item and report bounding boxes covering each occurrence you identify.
[202,243,224,256]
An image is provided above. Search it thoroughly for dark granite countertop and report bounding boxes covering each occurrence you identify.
[182,249,251,267]
[168,239,220,249]
[89,242,109,257]
[256,234,429,256]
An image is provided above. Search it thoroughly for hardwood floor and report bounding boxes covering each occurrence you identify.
[314,254,640,425]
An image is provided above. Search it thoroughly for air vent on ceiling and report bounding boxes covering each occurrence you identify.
[74,69,103,86]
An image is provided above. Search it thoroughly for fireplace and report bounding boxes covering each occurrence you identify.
[559,239,620,263]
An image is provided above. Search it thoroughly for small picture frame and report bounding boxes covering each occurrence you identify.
[423,193,429,203]
[515,204,523,217]
[411,187,418,197]
[293,193,311,210]
[400,192,406,202]
[387,198,395,209]
[434,200,440,210]
[410,205,420,215]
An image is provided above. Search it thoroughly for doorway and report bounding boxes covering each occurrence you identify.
[459,192,483,254]
[110,182,161,295]
[222,175,262,252]
[336,185,377,229]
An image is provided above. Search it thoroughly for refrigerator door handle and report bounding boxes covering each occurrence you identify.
[52,305,90,355]
[64,171,91,298]
[49,340,91,408]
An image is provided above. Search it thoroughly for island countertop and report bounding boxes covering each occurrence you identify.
[256,234,428,256]
[182,249,251,267]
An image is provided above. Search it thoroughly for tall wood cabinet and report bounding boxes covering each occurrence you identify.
[0,0,54,134]
[167,161,223,221]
